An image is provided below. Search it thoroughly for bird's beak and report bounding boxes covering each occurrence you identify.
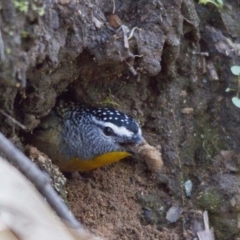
[131,133,144,145]
[119,133,144,154]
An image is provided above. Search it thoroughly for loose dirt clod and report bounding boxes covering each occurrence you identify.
[133,140,163,172]
[108,14,122,28]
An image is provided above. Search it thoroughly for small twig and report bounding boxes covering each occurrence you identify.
[197,211,215,240]
[126,62,138,76]
[210,136,220,153]
[202,140,215,162]
[0,109,27,130]
[203,211,210,231]
[0,30,5,61]
[127,27,140,40]
[0,132,82,229]
[133,54,144,58]
[237,75,240,97]
[192,51,209,56]
[112,0,115,14]
[121,25,130,48]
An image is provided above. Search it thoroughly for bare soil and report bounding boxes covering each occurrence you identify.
[67,159,180,240]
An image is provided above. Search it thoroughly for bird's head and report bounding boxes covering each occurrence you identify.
[57,102,144,160]
[88,107,143,152]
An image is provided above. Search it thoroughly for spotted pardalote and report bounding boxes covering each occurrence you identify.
[30,101,144,172]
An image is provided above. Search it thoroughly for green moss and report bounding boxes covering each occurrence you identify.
[99,89,120,107]
[21,31,29,38]
[212,215,239,240]
[193,117,226,164]
[198,0,223,9]
[12,0,45,16]
[196,188,223,213]
[6,48,12,54]
[100,97,120,107]
[31,3,45,16]
[136,192,164,210]
[12,0,29,13]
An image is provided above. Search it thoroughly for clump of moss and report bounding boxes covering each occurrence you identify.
[13,0,29,13]
[12,0,45,16]
[196,187,223,213]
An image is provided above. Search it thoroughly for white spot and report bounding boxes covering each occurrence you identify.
[110,112,113,115]
[103,112,107,115]
[136,125,142,135]
[115,117,118,120]
[109,117,112,120]
[104,117,107,120]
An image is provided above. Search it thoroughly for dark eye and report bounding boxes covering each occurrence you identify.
[103,127,114,136]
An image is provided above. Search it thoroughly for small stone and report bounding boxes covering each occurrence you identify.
[184,180,193,197]
[166,206,183,223]
[181,108,194,114]
[92,16,103,29]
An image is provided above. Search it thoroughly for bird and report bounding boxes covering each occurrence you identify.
[30,101,144,172]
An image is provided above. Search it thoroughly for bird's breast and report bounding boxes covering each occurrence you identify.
[57,151,132,172]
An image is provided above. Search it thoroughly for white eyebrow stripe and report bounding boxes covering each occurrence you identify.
[103,122,133,137]
[92,116,134,137]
